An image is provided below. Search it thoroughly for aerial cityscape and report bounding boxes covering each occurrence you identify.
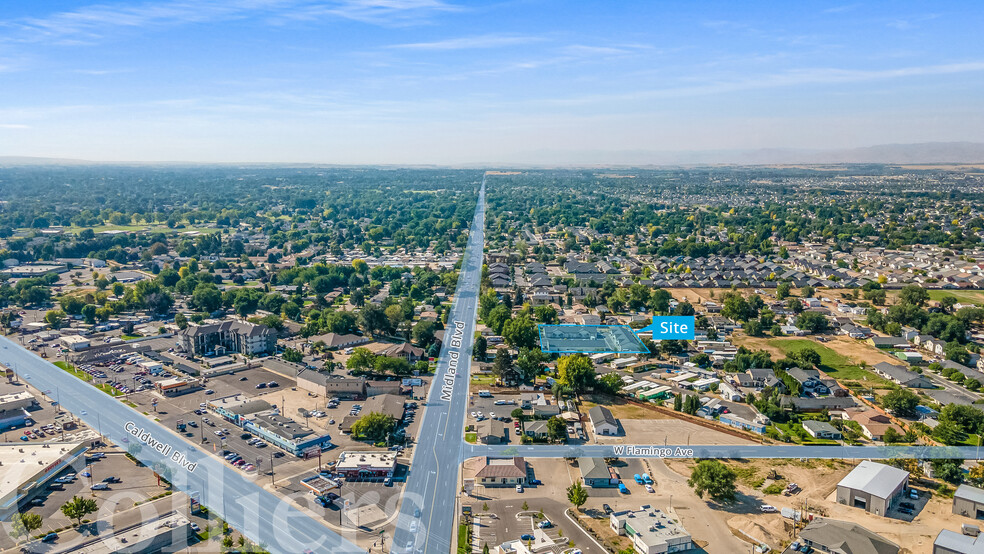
[2,1,984,554]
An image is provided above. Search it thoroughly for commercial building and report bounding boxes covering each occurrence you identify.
[0,391,38,430]
[334,451,397,480]
[798,518,899,554]
[242,413,332,458]
[836,461,909,516]
[474,457,527,487]
[177,320,276,356]
[580,457,618,487]
[934,529,984,553]
[154,378,200,397]
[298,373,367,400]
[719,413,769,434]
[0,442,88,518]
[206,394,273,426]
[60,334,90,351]
[953,484,984,520]
[71,512,194,554]
[588,405,620,436]
[610,507,693,554]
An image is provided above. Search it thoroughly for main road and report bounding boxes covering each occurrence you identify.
[392,175,486,554]
[0,336,364,552]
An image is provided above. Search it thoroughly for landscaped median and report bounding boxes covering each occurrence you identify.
[53,361,122,397]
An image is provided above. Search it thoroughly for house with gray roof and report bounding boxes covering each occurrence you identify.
[873,362,934,389]
[579,458,617,487]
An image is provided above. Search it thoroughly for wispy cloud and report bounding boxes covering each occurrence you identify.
[540,61,984,107]
[391,33,542,50]
[280,0,458,26]
[823,4,861,14]
[0,124,30,129]
[0,0,453,44]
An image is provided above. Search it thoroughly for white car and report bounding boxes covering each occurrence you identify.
[645,484,654,493]
[470,411,476,418]
[515,484,523,493]
[760,505,777,513]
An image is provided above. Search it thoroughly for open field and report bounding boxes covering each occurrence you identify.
[732,335,895,386]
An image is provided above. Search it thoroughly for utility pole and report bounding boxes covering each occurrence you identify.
[270,453,275,485]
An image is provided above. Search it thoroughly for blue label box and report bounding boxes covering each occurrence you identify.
[639,316,695,340]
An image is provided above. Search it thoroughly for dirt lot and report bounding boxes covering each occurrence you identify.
[662,458,972,553]
[580,395,672,420]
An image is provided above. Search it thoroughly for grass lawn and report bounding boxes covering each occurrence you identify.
[773,422,840,446]
[121,334,141,340]
[927,289,984,305]
[771,338,890,384]
[465,433,477,443]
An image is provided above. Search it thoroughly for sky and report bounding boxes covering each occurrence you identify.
[0,0,982,164]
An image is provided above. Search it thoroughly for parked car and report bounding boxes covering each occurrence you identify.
[618,482,629,494]
[91,483,109,490]
[899,501,915,510]
[515,484,523,493]
[760,505,777,513]
[537,520,552,529]
[42,533,58,542]
[645,484,655,493]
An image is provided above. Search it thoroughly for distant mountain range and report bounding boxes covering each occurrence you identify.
[3,142,984,167]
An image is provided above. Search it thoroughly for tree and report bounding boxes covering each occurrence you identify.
[899,284,930,307]
[346,347,376,372]
[350,412,396,442]
[743,319,763,337]
[687,460,737,502]
[566,481,588,511]
[191,283,222,313]
[502,316,538,349]
[801,285,815,298]
[968,464,984,487]
[282,348,303,364]
[556,354,595,395]
[473,336,487,360]
[795,312,830,333]
[374,355,411,376]
[61,495,97,526]
[547,416,567,441]
[881,388,919,417]
[596,372,623,395]
[492,348,513,384]
[882,427,904,444]
[44,310,66,329]
[10,512,42,538]
[516,348,546,384]
[776,282,791,300]
[80,303,98,324]
[412,320,437,348]
[358,303,389,336]
[931,459,965,484]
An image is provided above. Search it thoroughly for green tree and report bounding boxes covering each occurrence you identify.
[776,282,791,300]
[358,303,390,336]
[492,347,513,384]
[515,348,546,384]
[687,460,737,502]
[899,284,930,307]
[282,348,304,364]
[556,354,595,395]
[931,459,965,484]
[547,416,567,441]
[566,481,588,511]
[473,336,487,360]
[412,320,437,348]
[795,312,830,333]
[502,316,538,349]
[61,495,98,526]
[80,303,98,324]
[881,388,920,417]
[351,412,396,442]
[10,512,42,538]
[345,347,376,372]
[44,310,66,329]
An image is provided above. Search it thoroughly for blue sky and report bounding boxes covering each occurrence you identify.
[0,0,982,164]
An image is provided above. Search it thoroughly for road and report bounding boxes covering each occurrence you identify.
[392,176,486,554]
[466,442,984,459]
[0,336,363,554]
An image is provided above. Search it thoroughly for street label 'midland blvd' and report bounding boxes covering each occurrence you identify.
[612,445,695,457]
[439,320,466,401]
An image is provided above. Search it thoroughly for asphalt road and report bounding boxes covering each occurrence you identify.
[391,176,486,554]
[466,442,984,459]
[0,336,363,554]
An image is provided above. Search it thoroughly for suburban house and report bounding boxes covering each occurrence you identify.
[588,405,620,436]
[844,409,904,441]
[379,343,426,362]
[836,461,909,516]
[523,420,549,439]
[803,420,843,440]
[873,362,934,389]
[738,368,783,390]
